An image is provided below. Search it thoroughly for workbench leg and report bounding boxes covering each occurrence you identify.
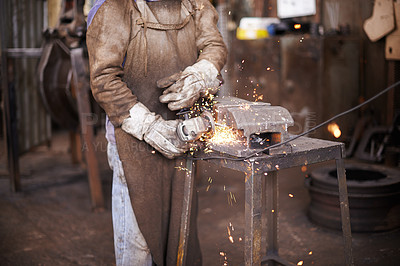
[177,158,195,266]
[245,161,262,266]
[261,172,292,266]
[336,158,354,266]
[264,171,278,265]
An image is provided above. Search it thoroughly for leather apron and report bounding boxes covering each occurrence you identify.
[114,0,201,265]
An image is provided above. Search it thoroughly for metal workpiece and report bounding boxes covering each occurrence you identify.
[206,97,295,157]
[193,136,354,266]
[214,97,294,140]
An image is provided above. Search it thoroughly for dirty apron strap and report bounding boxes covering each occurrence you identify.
[135,0,193,75]
[136,14,192,31]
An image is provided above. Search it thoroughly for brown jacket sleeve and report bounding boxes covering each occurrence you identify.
[86,0,137,127]
[194,0,228,72]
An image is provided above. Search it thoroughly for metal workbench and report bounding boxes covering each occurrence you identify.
[179,136,354,266]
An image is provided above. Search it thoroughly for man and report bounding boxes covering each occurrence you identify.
[86,0,227,265]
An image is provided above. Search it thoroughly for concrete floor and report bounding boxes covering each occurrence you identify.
[0,131,399,265]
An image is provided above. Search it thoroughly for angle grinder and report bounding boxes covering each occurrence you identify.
[176,109,215,142]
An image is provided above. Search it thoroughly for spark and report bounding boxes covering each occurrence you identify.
[227,194,232,205]
[227,192,237,205]
[275,164,280,170]
[308,251,313,255]
[227,223,235,243]
[327,122,341,138]
[244,172,250,183]
[207,125,245,145]
[240,103,251,110]
[239,237,242,241]
[301,165,307,172]
[151,150,155,154]
[174,166,190,172]
[231,192,237,203]
[206,185,211,191]
[297,261,304,265]
[289,193,294,198]
[294,24,301,29]
[220,252,225,256]
[204,148,213,154]
[241,59,245,63]
[266,67,271,71]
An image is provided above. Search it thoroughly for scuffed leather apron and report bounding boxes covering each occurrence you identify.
[114,0,201,265]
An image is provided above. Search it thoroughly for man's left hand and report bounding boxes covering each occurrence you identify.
[157,59,222,111]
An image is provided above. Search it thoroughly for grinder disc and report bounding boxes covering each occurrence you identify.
[201,110,216,138]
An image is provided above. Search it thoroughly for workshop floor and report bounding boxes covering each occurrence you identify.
[0,131,399,265]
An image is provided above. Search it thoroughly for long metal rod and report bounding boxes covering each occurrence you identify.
[177,158,195,266]
[5,48,43,58]
[245,159,262,266]
[336,157,354,266]
[1,0,21,192]
[70,48,104,210]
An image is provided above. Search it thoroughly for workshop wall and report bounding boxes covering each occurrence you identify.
[224,0,397,142]
[1,0,51,154]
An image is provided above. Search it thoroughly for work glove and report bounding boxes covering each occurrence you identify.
[158,59,222,111]
[121,102,188,159]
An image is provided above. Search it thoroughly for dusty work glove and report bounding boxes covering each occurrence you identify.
[158,59,222,111]
[121,102,188,159]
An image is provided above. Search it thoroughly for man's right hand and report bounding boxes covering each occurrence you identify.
[121,102,188,159]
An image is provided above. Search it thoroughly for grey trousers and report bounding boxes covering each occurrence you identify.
[108,142,153,266]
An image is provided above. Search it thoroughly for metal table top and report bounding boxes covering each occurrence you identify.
[195,136,345,173]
